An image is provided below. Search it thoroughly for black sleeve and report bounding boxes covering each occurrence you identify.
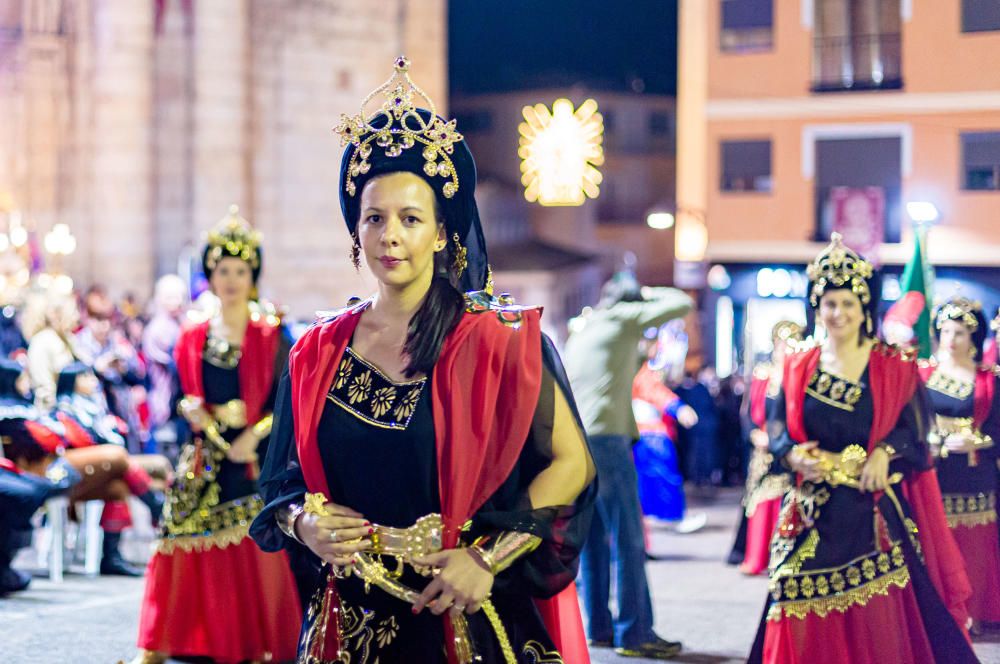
[249,369,308,553]
[469,333,596,599]
[883,384,933,474]
[767,387,796,462]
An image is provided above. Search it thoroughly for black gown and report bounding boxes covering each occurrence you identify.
[252,335,595,664]
[924,365,1000,623]
[750,366,977,663]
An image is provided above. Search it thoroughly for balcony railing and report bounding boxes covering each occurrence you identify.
[811,33,902,92]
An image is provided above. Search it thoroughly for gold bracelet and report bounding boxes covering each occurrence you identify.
[252,414,274,439]
[470,531,542,576]
[277,502,305,544]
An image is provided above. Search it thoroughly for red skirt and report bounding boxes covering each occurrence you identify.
[534,583,590,664]
[951,520,1000,623]
[137,536,301,662]
[763,582,935,664]
[740,497,781,576]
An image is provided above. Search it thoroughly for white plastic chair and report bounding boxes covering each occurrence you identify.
[39,498,104,582]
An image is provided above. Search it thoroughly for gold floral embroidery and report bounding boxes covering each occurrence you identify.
[944,492,997,528]
[768,543,910,621]
[806,369,864,412]
[927,369,974,400]
[392,389,419,421]
[523,640,565,663]
[348,370,373,405]
[328,348,427,430]
[371,386,397,418]
[335,356,354,390]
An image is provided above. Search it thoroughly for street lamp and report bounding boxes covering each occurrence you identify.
[646,211,675,230]
[905,201,940,225]
[518,98,605,206]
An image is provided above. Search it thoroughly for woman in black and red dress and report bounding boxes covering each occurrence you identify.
[251,56,596,664]
[133,206,300,664]
[920,296,1000,629]
[730,321,800,575]
[749,234,977,664]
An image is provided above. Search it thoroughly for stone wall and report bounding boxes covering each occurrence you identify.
[0,0,446,316]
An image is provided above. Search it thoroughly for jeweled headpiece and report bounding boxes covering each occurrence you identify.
[806,232,875,308]
[771,320,804,343]
[336,57,490,294]
[935,296,982,332]
[335,56,462,200]
[202,205,262,282]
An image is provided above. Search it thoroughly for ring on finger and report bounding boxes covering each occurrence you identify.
[453,604,466,613]
[328,530,338,543]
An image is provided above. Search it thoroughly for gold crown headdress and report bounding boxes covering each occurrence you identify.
[934,296,982,332]
[204,204,261,272]
[772,320,804,343]
[806,232,875,308]
[334,56,463,200]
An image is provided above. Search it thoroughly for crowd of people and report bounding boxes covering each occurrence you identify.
[0,275,196,593]
[1,54,997,664]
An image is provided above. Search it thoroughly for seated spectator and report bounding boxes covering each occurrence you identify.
[76,287,149,453]
[2,359,165,577]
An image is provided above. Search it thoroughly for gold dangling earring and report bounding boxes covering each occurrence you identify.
[968,346,978,361]
[350,233,361,271]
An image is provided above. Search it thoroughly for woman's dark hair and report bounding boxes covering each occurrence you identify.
[932,307,988,363]
[361,174,465,378]
[807,271,882,346]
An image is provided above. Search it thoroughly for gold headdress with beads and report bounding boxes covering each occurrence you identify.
[771,320,804,343]
[334,56,463,200]
[806,232,875,308]
[204,204,262,272]
[934,296,982,332]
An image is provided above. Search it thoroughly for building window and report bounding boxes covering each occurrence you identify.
[814,136,902,243]
[721,140,772,193]
[963,0,1000,32]
[812,0,903,92]
[720,0,773,52]
[962,131,1000,191]
[649,111,671,136]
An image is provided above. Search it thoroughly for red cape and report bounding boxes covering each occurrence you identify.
[174,315,281,426]
[289,300,587,663]
[749,368,770,430]
[784,343,972,630]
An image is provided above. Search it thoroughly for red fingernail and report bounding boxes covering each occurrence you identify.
[368,527,374,535]
[412,606,419,614]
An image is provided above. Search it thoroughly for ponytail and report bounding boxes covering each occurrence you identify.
[402,230,465,378]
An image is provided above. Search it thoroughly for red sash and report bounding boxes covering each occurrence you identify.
[289,303,583,663]
[784,343,972,630]
[174,316,280,425]
[749,370,769,430]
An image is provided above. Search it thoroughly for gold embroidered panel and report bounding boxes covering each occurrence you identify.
[159,494,264,554]
[943,491,997,528]
[927,369,974,400]
[767,543,910,621]
[204,333,242,369]
[805,369,864,412]
[328,348,427,430]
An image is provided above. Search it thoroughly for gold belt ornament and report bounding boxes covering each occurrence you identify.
[814,444,903,488]
[210,399,247,430]
[929,415,993,465]
[303,493,515,664]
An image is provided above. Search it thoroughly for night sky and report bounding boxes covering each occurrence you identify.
[449,0,679,96]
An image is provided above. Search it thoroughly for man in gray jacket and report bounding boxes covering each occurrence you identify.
[564,272,692,659]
